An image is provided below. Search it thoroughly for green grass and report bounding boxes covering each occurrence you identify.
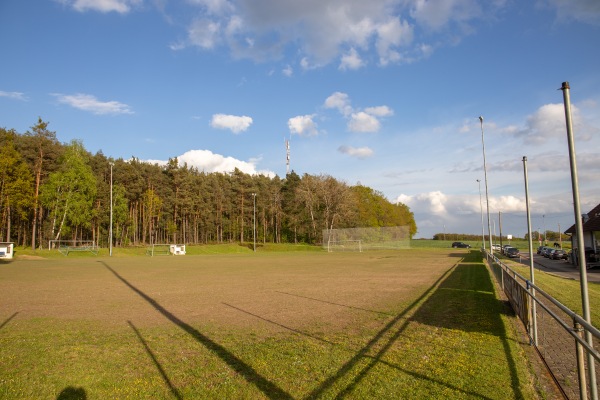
[0,249,546,399]
[501,259,600,326]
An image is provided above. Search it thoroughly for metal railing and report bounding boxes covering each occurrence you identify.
[486,250,600,399]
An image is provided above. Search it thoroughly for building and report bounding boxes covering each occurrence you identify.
[565,203,600,266]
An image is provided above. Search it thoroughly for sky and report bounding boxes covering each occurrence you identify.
[1,0,599,240]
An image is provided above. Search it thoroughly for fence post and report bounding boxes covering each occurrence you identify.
[574,320,588,400]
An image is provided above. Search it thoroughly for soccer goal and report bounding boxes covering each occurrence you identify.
[323,226,411,252]
[327,240,362,252]
[49,240,98,256]
[146,244,186,256]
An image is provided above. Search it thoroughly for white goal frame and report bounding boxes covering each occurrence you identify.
[48,240,98,256]
[327,240,362,253]
[146,244,186,256]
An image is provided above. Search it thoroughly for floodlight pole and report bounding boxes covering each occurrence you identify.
[479,116,493,254]
[109,162,113,257]
[561,81,597,400]
[252,193,256,252]
[522,156,538,346]
[477,179,485,250]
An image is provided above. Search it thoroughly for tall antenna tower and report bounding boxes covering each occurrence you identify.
[285,137,290,175]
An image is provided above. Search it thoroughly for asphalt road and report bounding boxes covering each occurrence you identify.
[517,252,600,283]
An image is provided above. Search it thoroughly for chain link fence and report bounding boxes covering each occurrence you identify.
[487,251,600,399]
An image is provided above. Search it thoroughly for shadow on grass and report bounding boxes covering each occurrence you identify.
[306,250,523,399]
[275,291,394,316]
[99,261,293,400]
[410,251,523,399]
[222,302,336,345]
[304,260,458,399]
[127,320,183,400]
[0,312,18,330]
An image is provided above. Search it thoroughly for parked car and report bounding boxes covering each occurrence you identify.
[543,247,554,258]
[537,246,548,255]
[492,244,502,251]
[452,242,471,248]
[502,244,512,255]
[551,249,568,260]
[505,247,520,258]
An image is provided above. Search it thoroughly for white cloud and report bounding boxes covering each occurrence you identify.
[339,48,365,71]
[210,113,253,133]
[376,17,413,65]
[282,65,293,77]
[348,112,380,133]
[145,149,274,176]
[188,18,222,49]
[410,0,482,31]
[541,0,600,25]
[288,114,319,136]
[324,92,353,116]
[0,91,27,101]
[175,0,495,68]
[338,145,374,159]
[64,0,140,13]
[512,102,597,144]
[53,93,133,115]
[364,105,394,117]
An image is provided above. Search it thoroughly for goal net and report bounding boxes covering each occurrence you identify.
[146,244,186,256]
[323,226,410,252]
[48,240,98,255]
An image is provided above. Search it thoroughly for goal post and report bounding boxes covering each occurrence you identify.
[48,240,98,256]
[323,226,410,252]
[146,244,186,256]
[327,240,362,253]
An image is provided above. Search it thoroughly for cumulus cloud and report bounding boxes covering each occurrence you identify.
[540,0,600,25]
[288,114,319,136]
[338,145,374,159]
[210,113,253,133]
[512,102,597,144]
[62,0,141,13]
[0,91,27,101]
[324,92,393,133]
[324,92,353,116]
[53,93,133,115]
[145,149,274,176]
[348,112,380,133]
[170,0,501,68]
[339,48,365,71]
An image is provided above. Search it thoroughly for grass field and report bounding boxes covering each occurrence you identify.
[1,249,547,399]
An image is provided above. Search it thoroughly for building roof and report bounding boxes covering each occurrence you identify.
[565,203,600,234]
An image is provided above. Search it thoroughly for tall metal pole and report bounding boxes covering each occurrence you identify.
[252,193,256,252]
[477,179,485,249]
[522,156,538,346]
[479,116,493,253]
[109,162,113,257]
[561,81,596,400]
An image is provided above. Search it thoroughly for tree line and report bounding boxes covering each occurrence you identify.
[0,119,417,249]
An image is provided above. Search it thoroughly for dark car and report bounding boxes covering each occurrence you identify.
[452,242,471,248]
[543,247,554,258]
[505,247,520,258]
[537,246,549,255]
[551,249,568,260]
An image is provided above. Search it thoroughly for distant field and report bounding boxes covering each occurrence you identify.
[0,249,546,399]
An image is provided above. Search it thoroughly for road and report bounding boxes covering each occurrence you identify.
[516,252,600,283]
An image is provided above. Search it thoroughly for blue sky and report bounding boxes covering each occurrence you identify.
[1,0,599,239]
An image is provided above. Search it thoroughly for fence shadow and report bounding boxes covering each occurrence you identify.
[411,254,523,398]
[99,261,293,400]
[304,261,458,399]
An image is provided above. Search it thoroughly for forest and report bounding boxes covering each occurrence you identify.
[0,119,417,249]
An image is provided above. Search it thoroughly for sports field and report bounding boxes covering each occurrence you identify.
[0,249,544,399]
